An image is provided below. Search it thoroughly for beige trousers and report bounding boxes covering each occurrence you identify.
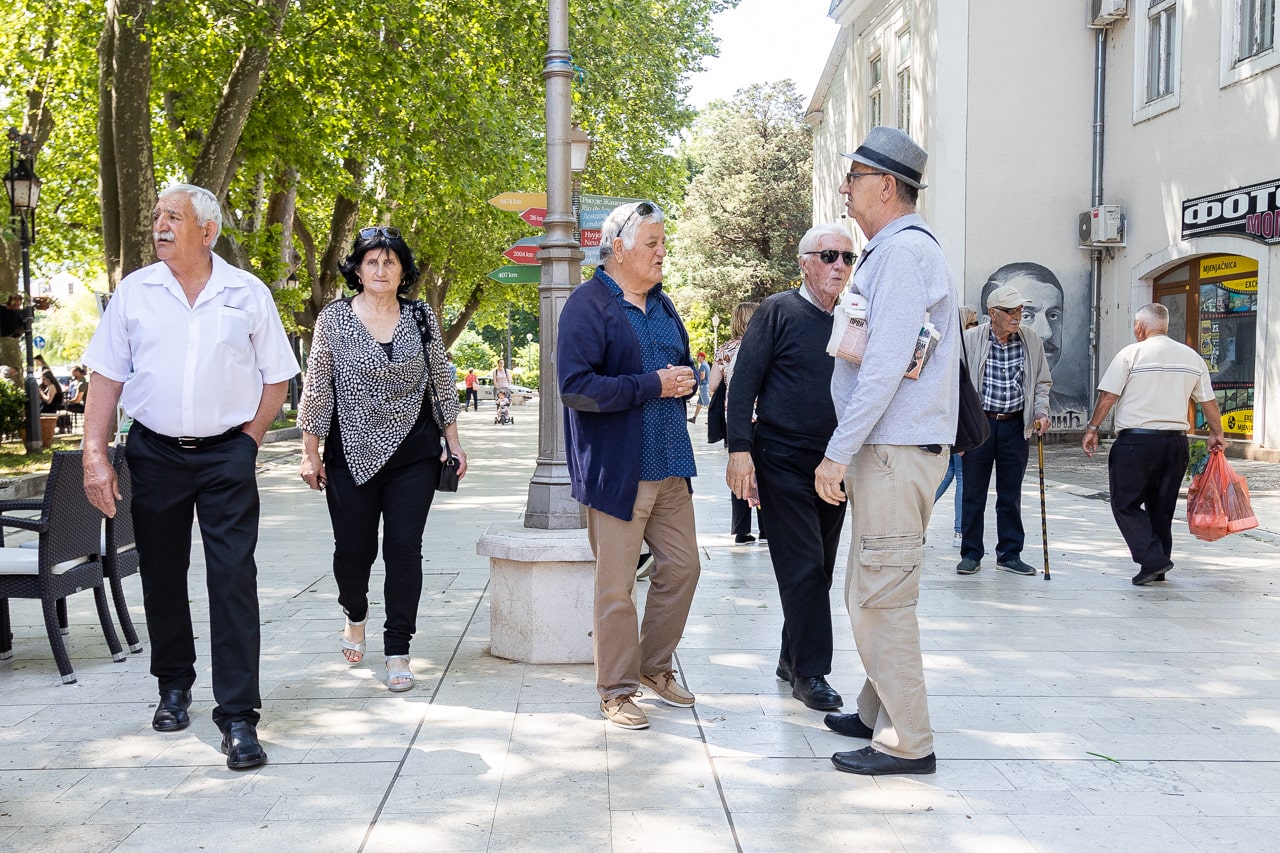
[843,444,948,759]
[586,477,701,699]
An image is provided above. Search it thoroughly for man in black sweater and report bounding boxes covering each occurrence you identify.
[726,223,853,711]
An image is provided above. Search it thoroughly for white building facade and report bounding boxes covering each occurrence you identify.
[809,0,1278,451]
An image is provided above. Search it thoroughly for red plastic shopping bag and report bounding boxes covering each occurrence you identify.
[1187,449,1257,541]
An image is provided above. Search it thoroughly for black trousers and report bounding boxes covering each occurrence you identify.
[324,454,439,657]
[1108,432,1188,573]
[464,388,479,411]
[126,425,263,730]
[752,436,846,678]
[960,416,1030,563]
[730,493,766,537]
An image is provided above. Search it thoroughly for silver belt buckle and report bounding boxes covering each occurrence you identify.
[177,436,200,450]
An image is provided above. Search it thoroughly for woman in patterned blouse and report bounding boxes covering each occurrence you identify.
[297,226,467,692]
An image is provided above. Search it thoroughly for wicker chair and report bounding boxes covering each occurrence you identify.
[0,451,126,683]
[103,449,143,654]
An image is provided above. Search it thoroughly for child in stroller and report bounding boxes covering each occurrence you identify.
[494,387,514,425]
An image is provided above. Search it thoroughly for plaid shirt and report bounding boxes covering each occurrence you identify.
[980,331,1026,414]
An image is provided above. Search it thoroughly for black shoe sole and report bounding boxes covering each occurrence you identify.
[792,690,843,711]
[221,743,268,770]
[775,666,792,684]
[152,718,190,732]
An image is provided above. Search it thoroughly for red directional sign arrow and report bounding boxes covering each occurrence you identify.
[519,208,546,228]
[503,244,540,265]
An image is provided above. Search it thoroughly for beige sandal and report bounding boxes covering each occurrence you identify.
[386,656,414,692]
[341,618,366,664]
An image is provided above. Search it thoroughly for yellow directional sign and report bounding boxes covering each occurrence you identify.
[489,192,548,211]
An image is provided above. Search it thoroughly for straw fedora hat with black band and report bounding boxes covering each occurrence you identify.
[842,126,929,190]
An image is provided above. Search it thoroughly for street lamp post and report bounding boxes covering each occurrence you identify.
[525,0,588,529]
[711,313,720,356]
[4,129,43,454]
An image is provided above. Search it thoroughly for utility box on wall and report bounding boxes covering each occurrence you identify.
[1088,0,1128,27]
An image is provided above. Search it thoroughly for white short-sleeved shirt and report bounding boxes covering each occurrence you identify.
[83,254,300,437]
[1098,334,1215,431]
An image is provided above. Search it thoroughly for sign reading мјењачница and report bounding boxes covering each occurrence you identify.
[1182,178,1280,245]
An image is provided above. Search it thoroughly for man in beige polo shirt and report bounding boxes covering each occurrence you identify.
[1082,303,1225,586]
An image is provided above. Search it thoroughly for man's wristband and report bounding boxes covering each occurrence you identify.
[1087,424,1100,431]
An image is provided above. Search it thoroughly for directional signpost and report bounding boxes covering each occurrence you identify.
[487,265,542,284]
[519,208,547,228]
[503,236,543,265]
[489,192,547,212]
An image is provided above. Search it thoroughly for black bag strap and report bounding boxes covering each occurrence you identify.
[409,301,453,458]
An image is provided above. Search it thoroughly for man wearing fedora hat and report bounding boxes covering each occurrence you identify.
[955,284,1052,578]
[813,126,961,776]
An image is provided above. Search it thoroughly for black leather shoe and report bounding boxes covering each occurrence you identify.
[1133,564,1173,586]
[792,675,843,710]
[775,658,793,685]
[831,745,936,775]
[824,712,874,739]
[734,533,756,544]
[220,720,268,770]
[152,689,192,732]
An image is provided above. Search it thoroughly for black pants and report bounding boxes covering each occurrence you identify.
[960,416,1029,563]
[1108,432,1187,573]
[126,424,263,730]
[325,454,439,657]
[465,388,479,411]
[752,436,846,678]
[730,493,766,538]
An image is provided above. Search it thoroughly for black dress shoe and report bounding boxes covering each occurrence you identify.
[1133,564,1173,586]
[824,712,874,739]
[831,745,936,776]
[152,689,192,732]
[775,658,793,685]
[220,720,268,770]
[792,675,843,710]
[734,533,756,544]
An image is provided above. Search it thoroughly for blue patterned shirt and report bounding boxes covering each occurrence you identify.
[980,331,1026,414]
[599,269,697,481]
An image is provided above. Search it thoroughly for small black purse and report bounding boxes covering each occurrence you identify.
[953,327,991,454]
[411,302,460,492]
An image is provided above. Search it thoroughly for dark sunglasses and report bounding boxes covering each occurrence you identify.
[803,249,856,265]
[614,201,656,240]
[358,226,401,241]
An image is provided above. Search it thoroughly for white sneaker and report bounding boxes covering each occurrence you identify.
[952,532,962,548]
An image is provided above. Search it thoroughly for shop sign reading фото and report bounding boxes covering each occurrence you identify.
[1182,178,1280,244]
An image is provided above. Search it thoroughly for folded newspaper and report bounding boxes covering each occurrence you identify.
[826,292,940,379]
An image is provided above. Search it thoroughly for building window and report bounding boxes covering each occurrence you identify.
[1147,1,1177,101]
[869,53,882,128]
[1237,0,1276,61]
[896,29,911,132]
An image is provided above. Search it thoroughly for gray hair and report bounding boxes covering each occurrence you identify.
[797,223,853,257]
[1135,302,1169,332]
[598,201,664,264]
[158,183,223,241]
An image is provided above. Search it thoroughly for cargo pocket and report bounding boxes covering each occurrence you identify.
[856,533,924,609]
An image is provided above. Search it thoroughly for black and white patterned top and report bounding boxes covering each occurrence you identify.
[298,297,459,485]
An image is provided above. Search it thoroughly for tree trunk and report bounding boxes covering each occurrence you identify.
[189,0,291,199]
[98,0,156,288]
[266,168,299,286]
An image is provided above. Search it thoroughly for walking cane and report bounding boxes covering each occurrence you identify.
[1037,433,1051,581]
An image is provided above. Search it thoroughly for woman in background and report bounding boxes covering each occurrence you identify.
[709,301,764,544]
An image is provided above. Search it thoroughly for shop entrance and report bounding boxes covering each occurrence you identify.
[1152,254,1257,441]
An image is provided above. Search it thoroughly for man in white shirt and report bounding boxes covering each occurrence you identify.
[1082,303,1225,586]
[82,184,299,770]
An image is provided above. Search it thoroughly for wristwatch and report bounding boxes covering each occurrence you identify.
[1086,424,1100,431]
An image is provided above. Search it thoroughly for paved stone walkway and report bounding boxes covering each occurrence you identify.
[2,400,1278,852]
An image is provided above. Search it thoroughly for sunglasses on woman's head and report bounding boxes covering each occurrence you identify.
[358,226,401,241]
[803,249,856,265]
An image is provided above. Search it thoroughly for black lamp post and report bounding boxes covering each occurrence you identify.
[4,129,42,454]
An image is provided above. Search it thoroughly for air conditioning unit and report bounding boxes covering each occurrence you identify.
[1088,0,1128,27]
[1078,205,1126,246]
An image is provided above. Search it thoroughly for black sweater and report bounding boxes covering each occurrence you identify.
[726,289,839,453]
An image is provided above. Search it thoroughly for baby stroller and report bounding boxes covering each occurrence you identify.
[494,387,514,425]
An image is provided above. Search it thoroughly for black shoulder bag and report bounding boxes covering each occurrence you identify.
[854,225,989,453]
[410,302,460,492]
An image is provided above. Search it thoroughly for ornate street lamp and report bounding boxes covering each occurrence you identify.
[711,313,721,355]
[4,128,43,454]
[569,123,593,245]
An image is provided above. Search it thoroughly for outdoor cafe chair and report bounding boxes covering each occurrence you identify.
[0,450,126,683]
[103,448,143,653]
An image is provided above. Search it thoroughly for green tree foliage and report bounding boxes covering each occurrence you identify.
[449,326,498,373]
[32,288,100,364]
[668,81,812,323]
[1,0,738,351]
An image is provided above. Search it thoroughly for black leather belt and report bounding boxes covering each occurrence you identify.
[918,444,943,454]
[1118,428,1185,437]
[984,410,1022,421]
[135,421,244,450]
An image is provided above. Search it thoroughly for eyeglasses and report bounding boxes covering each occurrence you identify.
[803,249,856,265]
[358,226,401,241]
[844,170,886,184]
[613,201,655,241]
[990,306,1023,316]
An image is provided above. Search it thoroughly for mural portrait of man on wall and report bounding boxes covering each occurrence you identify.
[981,262,1090,429]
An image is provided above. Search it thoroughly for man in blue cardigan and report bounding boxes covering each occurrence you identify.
[558,201,701,730]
